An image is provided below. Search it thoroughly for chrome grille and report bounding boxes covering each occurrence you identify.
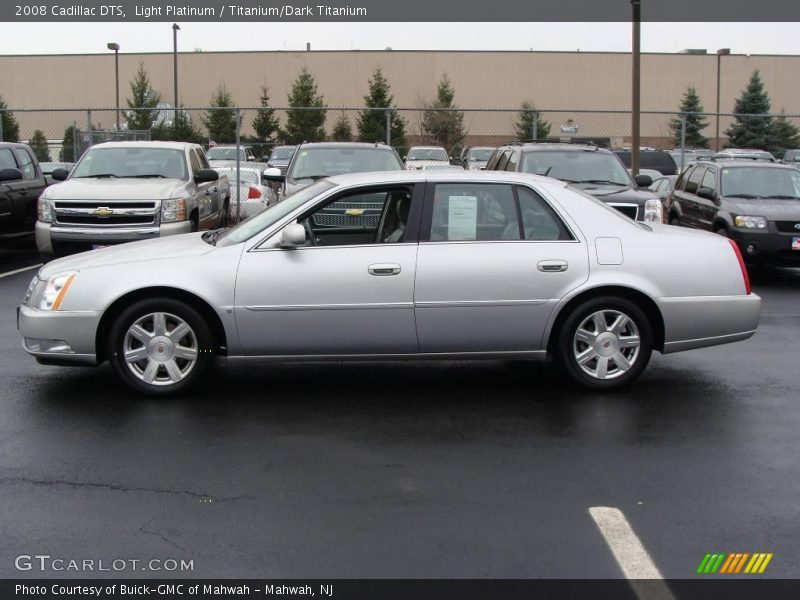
[53,201,158,227]
[313,201,383,229]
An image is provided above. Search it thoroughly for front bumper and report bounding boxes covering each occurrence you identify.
[36,221,193,255]
[17,304,101,365]
[658,293,761,354]
[728,228,800,268]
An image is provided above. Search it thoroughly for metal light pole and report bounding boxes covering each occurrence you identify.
[715,48,730,151]
[107,42,120,130]
[630,0,641,177]
[172,24,180,109]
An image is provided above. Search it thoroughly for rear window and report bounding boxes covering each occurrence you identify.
[614,151,677,175]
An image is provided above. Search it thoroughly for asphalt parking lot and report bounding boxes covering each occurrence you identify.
[0,242,799,580]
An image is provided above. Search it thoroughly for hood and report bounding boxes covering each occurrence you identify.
[570,183,657,206]
[43,177,187,201]
[722,197,800,220]
[39,232,214,277]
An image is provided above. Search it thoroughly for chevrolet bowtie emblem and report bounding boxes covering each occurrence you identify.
[94,207,114,217]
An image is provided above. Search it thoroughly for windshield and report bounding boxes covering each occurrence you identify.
[270,146,295,160]
[407,148,448,161]
[721,167,800,198]
[71,147,188,179]
[207,147,241,161]
[468,148,494,161]
[289,147,402,181]
[216,180,335,246]
[521,151,632,186]
[216,169,260,185]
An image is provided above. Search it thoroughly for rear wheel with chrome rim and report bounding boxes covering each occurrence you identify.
[108,298,214,395]
[555,296,652,390]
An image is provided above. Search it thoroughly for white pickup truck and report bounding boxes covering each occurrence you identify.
[35,141,230,257]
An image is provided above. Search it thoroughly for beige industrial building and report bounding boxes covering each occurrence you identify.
[1,49,799,147]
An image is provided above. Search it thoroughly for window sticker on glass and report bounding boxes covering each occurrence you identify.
[448,195,478,240]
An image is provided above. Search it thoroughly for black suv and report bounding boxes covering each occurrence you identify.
[486,143,662,222]
[0,142,47,233]
[668,160,800,267]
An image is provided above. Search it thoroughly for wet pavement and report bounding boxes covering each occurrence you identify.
[0,247,798,579]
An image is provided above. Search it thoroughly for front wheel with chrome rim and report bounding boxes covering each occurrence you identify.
[555,296,653,390]
[108,298,215,395]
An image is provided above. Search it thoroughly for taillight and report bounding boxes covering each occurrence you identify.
[727,239,751,295]
[247,187,261,199]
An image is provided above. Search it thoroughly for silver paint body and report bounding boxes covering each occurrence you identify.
[19,170,761,367]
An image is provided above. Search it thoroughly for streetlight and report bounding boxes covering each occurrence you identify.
[172,24,180,110]
[107,42,120,130]
[715,48,730,151]
[630,0,641,176]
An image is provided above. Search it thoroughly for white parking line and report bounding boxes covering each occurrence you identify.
[0,264,41,279]
[589,506,676,600]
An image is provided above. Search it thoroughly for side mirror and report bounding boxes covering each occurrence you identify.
[697,187,715,201]
[50,168,70,181]
[263,167,285,183]
[280,223,306,248]
[635,174,653,188]
[195,169,219,183]
[0,167,23,182]
[402,155,407,161]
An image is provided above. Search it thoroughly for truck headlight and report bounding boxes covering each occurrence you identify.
[643,198,663,224]
[37,197,53,223]
[34,272,77,311]
[734,215,767,229]
[161,199,188,223]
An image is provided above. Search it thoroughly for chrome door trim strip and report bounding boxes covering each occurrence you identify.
[244,299,547,311]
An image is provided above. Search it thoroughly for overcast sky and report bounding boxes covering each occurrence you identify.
[1,22,798,55]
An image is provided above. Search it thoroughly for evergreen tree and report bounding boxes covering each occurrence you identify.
[724,70,773,150]
[125,62,161,131]
[421,74,466,151]
[252,85,280,142]
[331,112,353,142]
[28,129,51,162]
[670,86,709,148]
[170,107,204,144]
[768,112,800,158]
[515,101,551,141]
[203,85,237,144]
[284,67,326,144]
[357,67,406,146]
[59,125,77,162]
[0,96,20,142]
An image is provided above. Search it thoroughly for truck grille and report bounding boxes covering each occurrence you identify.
[608,203,639,220]
[53,201,158,227]
[313,202,383,229]
[775,221,800,233]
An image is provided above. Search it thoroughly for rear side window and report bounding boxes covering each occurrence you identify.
[685,167,705,194]
[13,148,36,180]
[505,150,519,172]
[495,150,512,171]
[430,183,518,241]
[485,150,502,170]
[517,186,574,241]
[0,148,18,170]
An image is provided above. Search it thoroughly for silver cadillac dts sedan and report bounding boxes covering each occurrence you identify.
[18,171,761,395]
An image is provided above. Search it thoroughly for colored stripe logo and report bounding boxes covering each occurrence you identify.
[697,553,773,574]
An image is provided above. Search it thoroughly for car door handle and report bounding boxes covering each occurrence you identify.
[368,263,401,276]
[537,260,568,273]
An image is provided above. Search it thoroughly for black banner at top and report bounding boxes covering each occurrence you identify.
[2,0,800,22]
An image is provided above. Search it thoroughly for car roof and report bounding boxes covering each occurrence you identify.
[326,169,568,189]
[408,145,447,150]
[297,142,394,150]
[695,159,792,169]
[91,141,196,150]
[511,143,613,153]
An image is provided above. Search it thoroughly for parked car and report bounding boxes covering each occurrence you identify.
[264,145,296,175]
[614,149,678,175]
[213,166,277,222]
[207,145,256,166]
[461,146,496,170]
[263,142,404,197]
[782,149,800,163]
[18,170,760,395]
[404,146,450,170]
[649,175,678,211]
[667,160,800,268]
[40,162,75,186]
[486,143,663,223]
[667,149,713,172]
[710,148,776,163]
[0,142,48,233]
[35,142,230,257]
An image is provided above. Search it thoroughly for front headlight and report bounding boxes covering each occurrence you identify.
[734,215,768,229]
[643,198,663,224]
[37,196,53,223]
[34,272,77,311]
[161,198,188,222]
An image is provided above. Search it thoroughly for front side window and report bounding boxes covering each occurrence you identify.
[429,183,518,241]
[71,147,189,180]
[0,148,18,170]
[685,166,705,194]
[700,168,716,192]
[13,148,36,180]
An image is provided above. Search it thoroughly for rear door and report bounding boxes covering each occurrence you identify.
[695,166,719,230]
[673,165,705,228]
[414,181,589,353]
[0,147,30,228]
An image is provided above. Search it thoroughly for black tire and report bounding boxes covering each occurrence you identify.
[107,297,215,396]
[714,226,728,238]
[190,212,199,233]
[554,296,653,390]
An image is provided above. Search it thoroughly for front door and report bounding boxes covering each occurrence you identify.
[234,183,423,355]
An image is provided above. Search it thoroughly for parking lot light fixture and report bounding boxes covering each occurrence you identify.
[107,42,120,130]
[173,24,180,109]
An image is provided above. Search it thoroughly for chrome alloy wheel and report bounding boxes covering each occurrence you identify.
[122,312,199,387]
[572,310,641,380]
